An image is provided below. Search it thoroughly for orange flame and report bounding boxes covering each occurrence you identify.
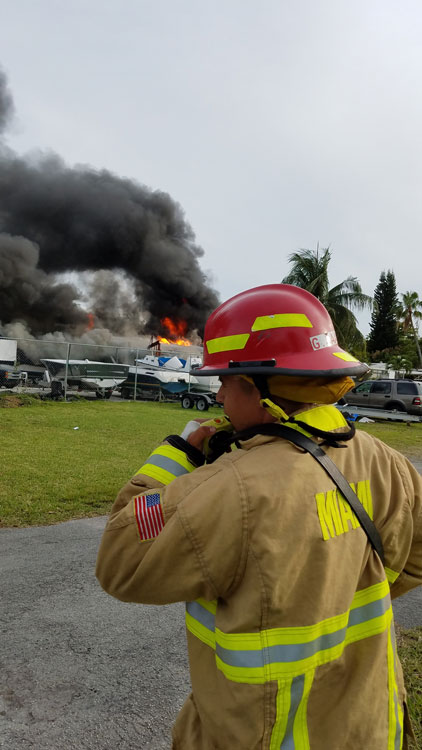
[86,313,95,330]
[158,317,192,346]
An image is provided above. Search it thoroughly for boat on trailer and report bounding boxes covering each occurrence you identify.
[41,359,130,399]
[119,355,219,399]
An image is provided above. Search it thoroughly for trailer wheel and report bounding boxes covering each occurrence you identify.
[121,387,131,400]
[181,395,194,409]
[196,397,209,412]
[51,381,64,398]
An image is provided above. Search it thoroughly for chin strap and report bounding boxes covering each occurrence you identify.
[253,379,355,445]
[205,421,384,564]
[260,397,290,421]
[252,374,291,421]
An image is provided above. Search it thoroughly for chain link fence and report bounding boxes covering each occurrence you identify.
[0,336,213,403]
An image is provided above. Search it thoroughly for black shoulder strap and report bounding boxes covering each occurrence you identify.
[231,423,385,564]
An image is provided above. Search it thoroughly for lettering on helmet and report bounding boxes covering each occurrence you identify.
[310,331,337,351]
[315,480,373,541]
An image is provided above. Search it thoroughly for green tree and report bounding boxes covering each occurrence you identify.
[398,291,422,368]
[367,270,399,354]
[386,354,413,377]
[282,246,372,353]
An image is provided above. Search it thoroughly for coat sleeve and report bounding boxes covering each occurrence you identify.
[385,457,422,599]
[95,444,247,605]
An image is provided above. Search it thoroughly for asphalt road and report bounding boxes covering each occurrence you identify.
[1,484,422,749]
[1,517,189,750]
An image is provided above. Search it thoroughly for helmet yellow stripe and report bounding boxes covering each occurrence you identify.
[332,351,358,362]
[251,314,312,331]
[206,333,250,354]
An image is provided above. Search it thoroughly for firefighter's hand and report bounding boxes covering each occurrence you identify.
[187,424,216,451]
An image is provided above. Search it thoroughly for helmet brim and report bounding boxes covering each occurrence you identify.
[191,363,370,379]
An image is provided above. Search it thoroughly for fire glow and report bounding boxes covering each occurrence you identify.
[158,317,192,346]
[86,312,95,330]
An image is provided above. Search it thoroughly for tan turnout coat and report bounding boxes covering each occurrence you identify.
[96,405,422,749]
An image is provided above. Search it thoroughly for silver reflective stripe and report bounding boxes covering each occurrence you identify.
[280,674,305,750]
[143,454,190,477]
[187,591,391,669]
[348,593,390,627]
[393,693,401,750]
[186,601,215,632]
[214,594,391,670]
[216,628,347,668]
[216,643,264,668]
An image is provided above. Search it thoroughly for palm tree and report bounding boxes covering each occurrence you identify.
[282,246,372,353]
[399,291,422,368]
[387,354,413,378]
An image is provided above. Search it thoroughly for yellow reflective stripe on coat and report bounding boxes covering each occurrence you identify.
[387,622,404,749]
[185,599,216,649]
[136,445,195,485]
[385,567,400,584]
[206,334,250,354]
[270,671,314,750]
[185,579,392,683]
[251,314,312,331]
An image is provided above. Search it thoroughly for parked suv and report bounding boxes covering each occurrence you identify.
[342,379,422,416]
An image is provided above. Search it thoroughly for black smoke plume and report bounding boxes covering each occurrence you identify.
[0,68,219,340]
[0,68,14,134]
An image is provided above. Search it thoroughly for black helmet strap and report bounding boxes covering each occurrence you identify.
[251,374,271,399]
[286,418,355,445]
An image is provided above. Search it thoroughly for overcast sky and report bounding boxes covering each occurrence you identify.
[1,0,422,334]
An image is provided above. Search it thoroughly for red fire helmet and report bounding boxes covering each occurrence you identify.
[194,284,369,379]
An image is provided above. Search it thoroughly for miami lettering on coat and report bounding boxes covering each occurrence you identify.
[315,480,373,541]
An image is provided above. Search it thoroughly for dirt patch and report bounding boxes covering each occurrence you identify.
[0,393,23,408]
[0,392,44,408]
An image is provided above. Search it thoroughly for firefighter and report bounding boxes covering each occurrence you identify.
[96,284,422,749]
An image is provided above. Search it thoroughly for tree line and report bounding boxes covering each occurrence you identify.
[282,247,422,373]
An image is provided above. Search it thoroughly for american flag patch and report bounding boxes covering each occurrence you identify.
[134,493,165,542]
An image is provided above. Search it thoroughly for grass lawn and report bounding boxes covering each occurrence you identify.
[0,394,222,527]
[1,393,421,739]
[396,625,422,749]
[1,393,421,527]
[354,420,422,460]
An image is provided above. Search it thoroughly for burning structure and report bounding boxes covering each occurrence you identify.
[0,67,219,357]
